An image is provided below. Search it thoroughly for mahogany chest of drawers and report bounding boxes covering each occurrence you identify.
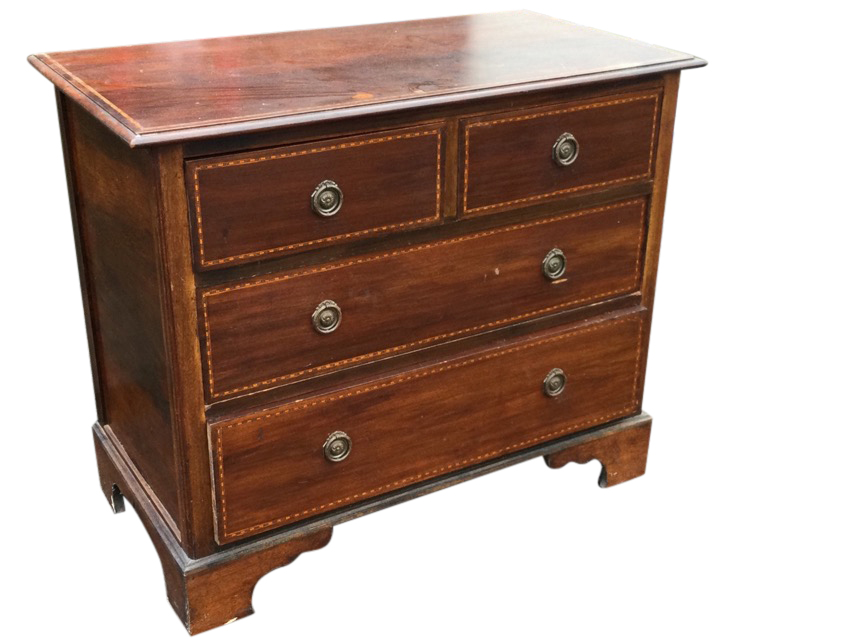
[29,11,704,633]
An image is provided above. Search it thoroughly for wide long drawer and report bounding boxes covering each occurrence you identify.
[201,198,646,400]
[210,309,646,542]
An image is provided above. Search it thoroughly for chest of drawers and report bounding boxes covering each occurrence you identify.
[29,11,704,633]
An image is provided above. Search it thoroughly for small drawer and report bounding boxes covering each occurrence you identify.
[462,90,660,215]
[187,125,444,268]
[210,310,645,542]
[201,198,647,401]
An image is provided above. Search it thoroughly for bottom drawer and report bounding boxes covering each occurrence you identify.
[211,310,646,542]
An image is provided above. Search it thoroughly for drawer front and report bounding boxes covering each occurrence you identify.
[202,198,646,400]
[462,91,660,215]
[211,311,645,542]
[187,125,443,267]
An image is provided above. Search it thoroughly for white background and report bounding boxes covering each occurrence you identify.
[3,1,851,638]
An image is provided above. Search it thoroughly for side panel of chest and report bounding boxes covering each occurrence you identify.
[59,99,183,537]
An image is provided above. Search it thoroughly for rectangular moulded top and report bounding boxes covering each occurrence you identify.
[29,11,705,147]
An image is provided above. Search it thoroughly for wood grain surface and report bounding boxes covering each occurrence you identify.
[463,90,660,214]
[93,422,332,634]
[60,98,182,532]
[31,10,704,632]
[545,414,652,486]
[187,125,443,267]
[28,11,704,145]
[212,309,646,542]
[201,198,647,400]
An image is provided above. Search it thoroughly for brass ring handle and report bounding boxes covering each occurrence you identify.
[542,248,567,280]
[311,180,343,217]
[552,132,579,167]
[543,368,567,397]
[312,300,341,334]
[323,431,352,462]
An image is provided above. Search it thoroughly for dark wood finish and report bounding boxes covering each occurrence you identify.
[187,124,444,267]
[544,414,652,487]
[207,293,644,422]
[60,99,182,536]
[152,146,215,557]
[183,75,667,159]
[28,11,704,146]
[463,90,660,215]
[634,71,682,405]
[207,291,642,422]
[56,89,106,421]
[202,198,647,401]
[178,528,332,633]
[212,309,645,543]
[95,407,650,633]
[196,181,653,293]
[59,95,216,556]
[93,422,331,634]
[32,13,702,634]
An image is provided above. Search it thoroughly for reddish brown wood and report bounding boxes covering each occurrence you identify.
[32,13,703,634]
[194,182,654,295]
[61,99,182,536]
[180,529,333,634]
[93,423,331,634]
[28,11,703,146]
[462,89,660,215]
[202,198,646,401]
[544,415,652,487]
[56,89,107,421]
[94,404,648,634]
[205,293,643,424]
[634,71,682,404]
[442,117,461,220]
[183,75,666,159]
[152,145,215,557]
[212,310,645,543]
[187,124,444,267]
